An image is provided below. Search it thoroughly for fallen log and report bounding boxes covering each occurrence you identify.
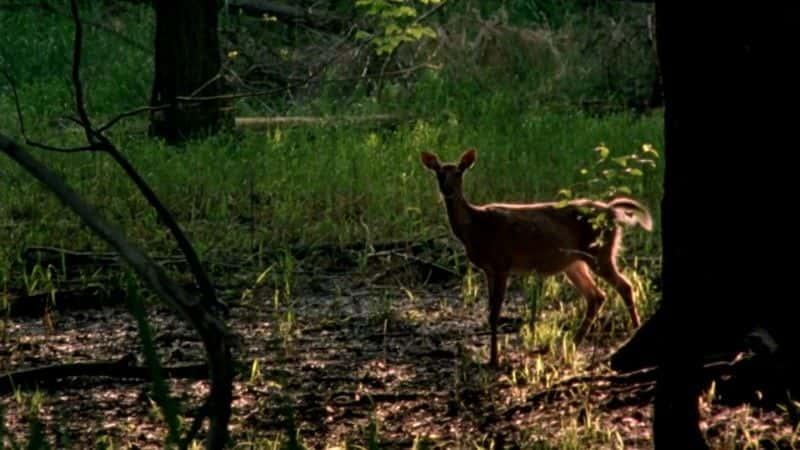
[24,245,187,274]
[3,286,124,317]
[235,114,400,130]
[0,355,208,395]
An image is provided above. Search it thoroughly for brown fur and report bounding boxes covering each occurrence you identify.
[421,148,652,366]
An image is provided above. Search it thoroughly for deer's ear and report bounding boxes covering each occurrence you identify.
[458,148,476,171]
[420,151,441,171]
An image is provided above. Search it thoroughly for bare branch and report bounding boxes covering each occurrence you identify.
[97,104,169,133]
[416,0,448,24]
[175,85,288,102]
[69,0,93,138]
[4,2,235,446]
[25,141,102,153]
[62,0,228,320]
[0,133,235,449]
[177,62,438,104]
[0,136,225,332]
[188,72,223,99]
[2,68,28,139]
[2,68,99,153]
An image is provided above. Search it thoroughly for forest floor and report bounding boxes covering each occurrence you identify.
[1,254,796,449]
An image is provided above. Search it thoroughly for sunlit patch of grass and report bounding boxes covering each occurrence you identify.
[554,409,627,450]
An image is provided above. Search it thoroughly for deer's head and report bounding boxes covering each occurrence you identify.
[420,149,476,198]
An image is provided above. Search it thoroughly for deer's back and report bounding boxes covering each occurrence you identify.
[462,201,605,274]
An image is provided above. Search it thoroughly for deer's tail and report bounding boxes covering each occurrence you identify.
[608,197,653,231]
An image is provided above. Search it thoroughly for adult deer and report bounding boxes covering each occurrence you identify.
[420,148,652,367]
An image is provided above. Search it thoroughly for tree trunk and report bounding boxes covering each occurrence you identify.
[651,2,795,449]
[150,0,228,143]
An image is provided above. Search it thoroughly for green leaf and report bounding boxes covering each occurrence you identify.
[385,23,401,34]
[625,168,643,176]
[557,188,573,199]
[376,41,395,55]
[384,5,417,18]
[405,24,431,39]
[594,144,610,160]
[615,186,632,195]
[641,143,659,157]
[612,156,629,167]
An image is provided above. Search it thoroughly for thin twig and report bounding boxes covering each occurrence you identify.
[69,0,92,140]
[416,0,448,24]
[2,68,98,153]
[177,60,438,105]
[175,85,288,102]
[98,105,169,133]
[1,69,27,139]
[188,72,223,99]
[25,142,101,153]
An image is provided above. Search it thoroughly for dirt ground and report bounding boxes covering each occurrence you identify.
[1,261,797,449]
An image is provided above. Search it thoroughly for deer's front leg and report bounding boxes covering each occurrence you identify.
[486,269,509,367]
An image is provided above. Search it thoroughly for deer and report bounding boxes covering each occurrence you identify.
[420,148,652,367]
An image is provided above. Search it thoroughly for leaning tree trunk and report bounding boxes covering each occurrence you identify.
[150,0,228,143]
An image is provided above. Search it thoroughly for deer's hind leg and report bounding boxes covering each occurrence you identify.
[593,229,641,329]
[565,261,607,344]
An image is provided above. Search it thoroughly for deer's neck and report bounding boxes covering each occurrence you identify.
[443,193,474,241]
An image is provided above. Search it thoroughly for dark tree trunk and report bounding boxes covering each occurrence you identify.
[651,3,795,449]
[150,0,228,143]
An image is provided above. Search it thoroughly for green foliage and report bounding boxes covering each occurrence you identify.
[566,142,660,202]
[554,142,660,247]
[355,0,439,55]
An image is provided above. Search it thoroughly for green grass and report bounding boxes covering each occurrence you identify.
[0,105,663,285]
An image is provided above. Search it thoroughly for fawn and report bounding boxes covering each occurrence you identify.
[420,148,652,367]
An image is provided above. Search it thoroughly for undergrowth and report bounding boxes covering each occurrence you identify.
[0,1,664,302]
